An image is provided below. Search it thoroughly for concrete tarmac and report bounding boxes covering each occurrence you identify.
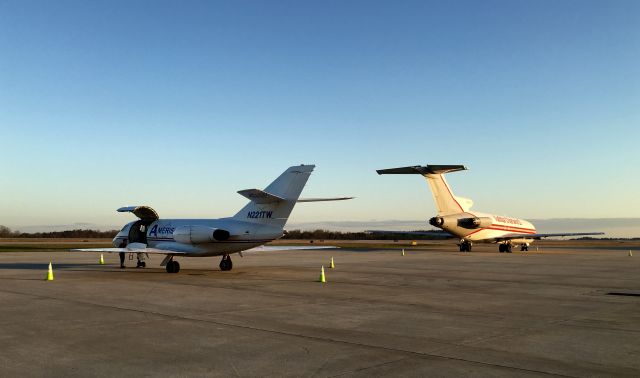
[0,243,639,377]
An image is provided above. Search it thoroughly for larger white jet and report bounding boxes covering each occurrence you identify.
[75,165,352,273]
[377,165,604,252]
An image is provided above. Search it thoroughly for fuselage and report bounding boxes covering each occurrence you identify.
[113,218,284,257]
[433,211,536,244]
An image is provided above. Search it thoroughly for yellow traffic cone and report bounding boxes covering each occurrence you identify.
[329,257,335,269]
[402,249,405,256]
[318,265,326,283]
[99,254,105,265]
[629,250,633,257]
[45,262,54,281]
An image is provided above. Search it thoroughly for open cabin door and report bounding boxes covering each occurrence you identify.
[117,206,159,244]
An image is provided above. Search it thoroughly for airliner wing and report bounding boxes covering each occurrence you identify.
[496,232,605,241]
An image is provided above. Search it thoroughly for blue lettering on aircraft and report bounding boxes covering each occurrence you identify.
[148,224,175,237]
[247,210,273,219]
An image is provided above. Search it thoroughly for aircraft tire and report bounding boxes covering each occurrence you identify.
[166,260,180,273]
[499,244,505,253]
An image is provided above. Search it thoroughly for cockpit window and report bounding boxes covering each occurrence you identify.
[120,225,129,232]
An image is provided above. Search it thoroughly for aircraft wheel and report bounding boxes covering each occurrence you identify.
[219,256,233,271]
[166,260,180,273]
[506,245,512,253]
[459,244,465,252]
[499,244,505,253]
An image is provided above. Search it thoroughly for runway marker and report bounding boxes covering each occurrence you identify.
[402,249,405,256]
[99,254,105,265]
[329,257,335,269]
[629,250,633,257]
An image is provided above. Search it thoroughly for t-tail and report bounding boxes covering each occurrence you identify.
[376,165,471,215]
[232,165,315,228]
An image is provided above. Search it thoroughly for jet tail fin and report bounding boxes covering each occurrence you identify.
[232,165,314,228]
[377,164,470,215]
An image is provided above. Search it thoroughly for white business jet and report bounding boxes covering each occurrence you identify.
[75,165,352,273]
[376,165,603,252]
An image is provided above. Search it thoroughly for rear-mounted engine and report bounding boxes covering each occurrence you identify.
[173,225,230,244]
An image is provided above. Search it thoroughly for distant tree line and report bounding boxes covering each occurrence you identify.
[282,229,451,240]
[0,225,118,238]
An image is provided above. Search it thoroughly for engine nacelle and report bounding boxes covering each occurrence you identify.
[458,217,493,229]
[173,225,230,244]
[429,217,445,227]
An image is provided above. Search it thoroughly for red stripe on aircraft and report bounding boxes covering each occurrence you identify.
[441,175,464,212]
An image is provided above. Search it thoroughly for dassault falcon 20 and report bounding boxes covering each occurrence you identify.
[74,165,352,273]
[376,164,604,252]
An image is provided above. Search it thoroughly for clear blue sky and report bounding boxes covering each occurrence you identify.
[1,0,638,230]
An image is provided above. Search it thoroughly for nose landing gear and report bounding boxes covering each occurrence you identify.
[219,254,233,271]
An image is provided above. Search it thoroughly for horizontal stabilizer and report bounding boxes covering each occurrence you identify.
[297,197,354,202]
[376,165,467,175]
[237,189,286,204]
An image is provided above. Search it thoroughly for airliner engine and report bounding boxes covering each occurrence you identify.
[458,217,492,229]
[173,225,230,244]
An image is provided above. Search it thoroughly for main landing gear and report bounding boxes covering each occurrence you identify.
[521,244,529,252]
[498,243,512,253]
[459,240,472,252]
[219,254,233,271]
[166,258,180,273]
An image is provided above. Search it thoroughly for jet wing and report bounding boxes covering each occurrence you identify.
[243,245,339,252]
[495,232,605,241]
[71,242,186,255]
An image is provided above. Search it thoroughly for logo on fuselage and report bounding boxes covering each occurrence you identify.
[247,210,273,219]
[148,224,175,237]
